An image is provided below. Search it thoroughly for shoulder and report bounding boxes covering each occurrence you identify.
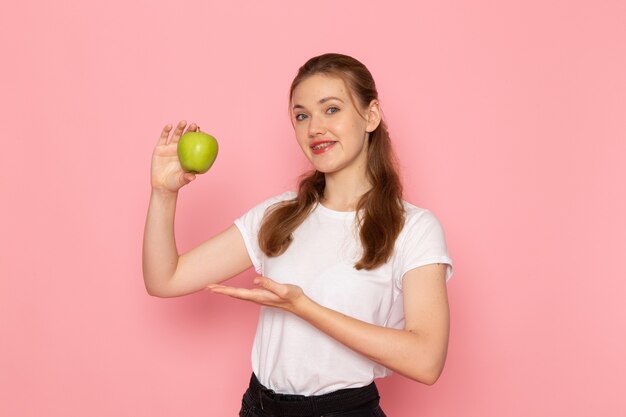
[262,191,297,211]
[395,200,449,251]
[239,191,297,219]
[394,200,453,281]
[401,201,442,231]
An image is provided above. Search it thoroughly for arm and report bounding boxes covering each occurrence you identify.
[209,263,450,384]
[297,263,450,384]
[142,121,252,298]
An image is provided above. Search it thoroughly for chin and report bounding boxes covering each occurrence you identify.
[310,163,340,174]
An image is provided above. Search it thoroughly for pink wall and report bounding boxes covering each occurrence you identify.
[1,1,625,416]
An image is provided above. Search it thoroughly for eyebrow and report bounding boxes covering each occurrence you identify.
[292,96,345,110]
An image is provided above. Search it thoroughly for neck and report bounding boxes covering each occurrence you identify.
[322,169,371,212]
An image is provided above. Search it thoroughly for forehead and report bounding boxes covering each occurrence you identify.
[291,74,352,106]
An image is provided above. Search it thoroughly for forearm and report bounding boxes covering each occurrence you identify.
[142,190,180,296]
[208,270,450,383]
[294,296,448,385]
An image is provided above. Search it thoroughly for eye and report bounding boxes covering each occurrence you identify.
[295,113,308,121]
[326,106,340,115]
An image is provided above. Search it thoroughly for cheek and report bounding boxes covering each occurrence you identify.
[294,128,309,149]
[338,114,364,134]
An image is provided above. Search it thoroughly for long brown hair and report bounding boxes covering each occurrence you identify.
[258,53,405,270]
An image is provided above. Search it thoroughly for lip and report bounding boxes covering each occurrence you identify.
[310,140,337,155]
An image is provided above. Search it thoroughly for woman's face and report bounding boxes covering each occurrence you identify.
[290,74,380,177]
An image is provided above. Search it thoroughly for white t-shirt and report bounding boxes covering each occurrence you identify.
[234,191,453,396]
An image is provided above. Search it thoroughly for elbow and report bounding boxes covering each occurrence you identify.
[145,286,165,298]
[419,365,444,386]
[145,287,179,298]
[144,282,166,298]
[142,266,179,298]
[143,278,175,298]
[421,351,447,385]
[407,364,444,386]
[403,353,447,386]
[405,332,449,385]
[142,261,178,298]
[143,275,190,298]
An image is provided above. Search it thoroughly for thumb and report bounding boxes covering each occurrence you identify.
[254,276,289,298]
[254,276,276,290]
[180,172,196,186]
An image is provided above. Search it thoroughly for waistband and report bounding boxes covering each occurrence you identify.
[245,373,380,416]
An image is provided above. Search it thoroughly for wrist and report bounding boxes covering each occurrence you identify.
[292,293,317,318]
[150,187,179,199]
[149,188,179,210]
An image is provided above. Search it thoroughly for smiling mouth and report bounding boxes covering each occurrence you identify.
[311,141,337,151]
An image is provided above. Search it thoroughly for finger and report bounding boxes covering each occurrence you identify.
[254,276,279,292]
[182,173,196,184]
[209,285,279,304]
[207,284,248,297]
[158,123,172,145]
[176,172,195,188]
[254,277,294,300]
[185,122,198,134]
[170,120,187,144]
[210,285,257,301]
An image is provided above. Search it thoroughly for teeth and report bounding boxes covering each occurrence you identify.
[312,142,334,150]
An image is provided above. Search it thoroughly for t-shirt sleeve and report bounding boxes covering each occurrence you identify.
[234,191,296,275]
[395,209,454,288]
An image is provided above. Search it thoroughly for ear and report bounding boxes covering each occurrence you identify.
[365,100,382,133]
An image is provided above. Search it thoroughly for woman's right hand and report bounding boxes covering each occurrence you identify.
[151,120,198,194]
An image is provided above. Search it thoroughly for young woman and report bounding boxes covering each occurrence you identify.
[143,53,453,417]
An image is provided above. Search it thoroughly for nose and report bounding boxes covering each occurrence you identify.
[308,114,326,137]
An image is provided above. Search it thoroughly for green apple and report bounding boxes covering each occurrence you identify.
[177,131,219,174]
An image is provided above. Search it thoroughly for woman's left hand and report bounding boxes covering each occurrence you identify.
[207,277,305,314]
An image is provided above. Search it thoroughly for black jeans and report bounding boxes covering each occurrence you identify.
[239,374,387,417]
